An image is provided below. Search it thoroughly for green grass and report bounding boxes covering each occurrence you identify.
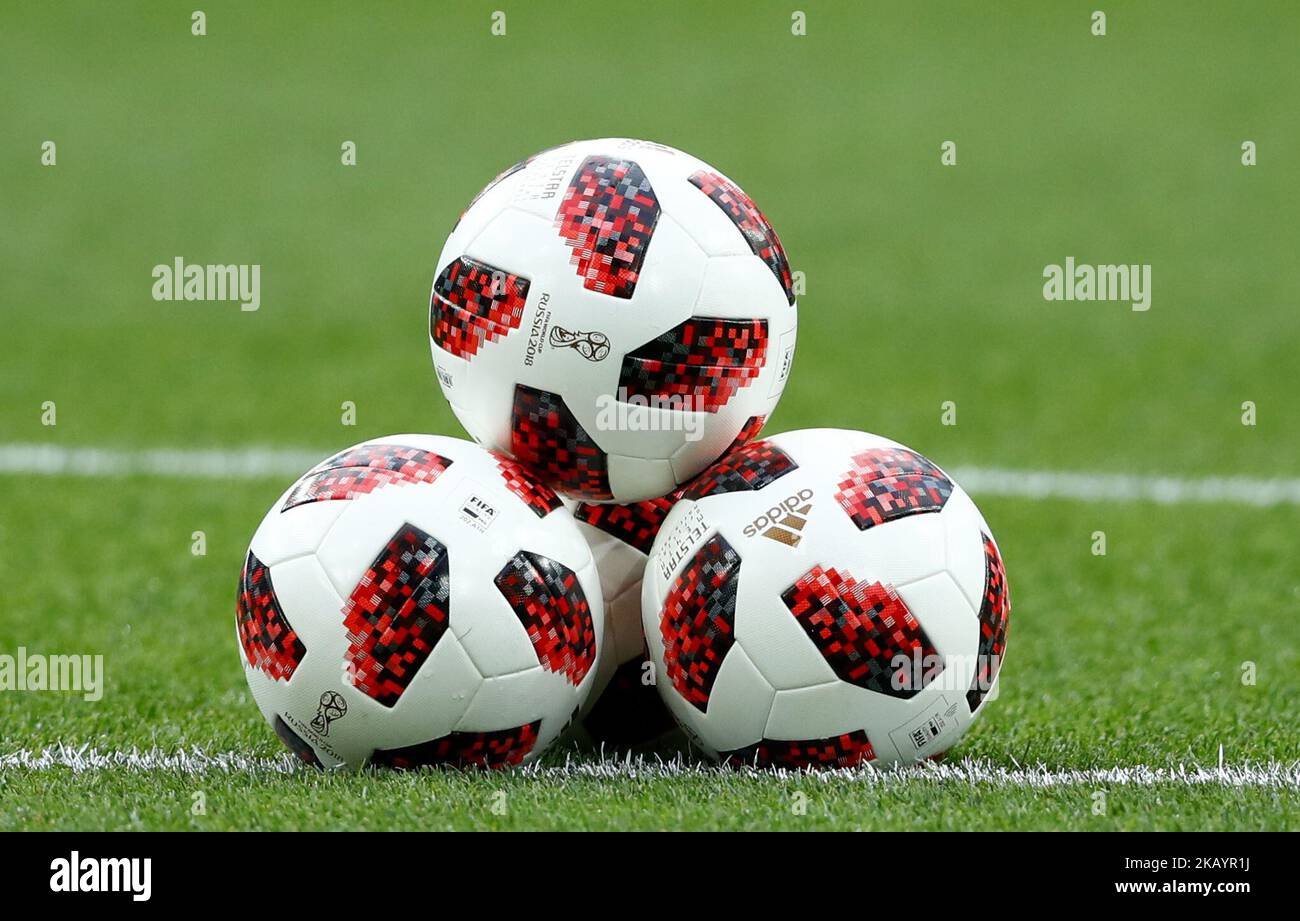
[5,767,1293,832]
[1,1,1298,829]
[0,479,1295,830]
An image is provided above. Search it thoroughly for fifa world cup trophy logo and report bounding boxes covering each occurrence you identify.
[311,690,348,736]
[549,326,611,362]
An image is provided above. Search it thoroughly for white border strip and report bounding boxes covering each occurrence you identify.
[1,443,1298,507]
[2,745,1297,788]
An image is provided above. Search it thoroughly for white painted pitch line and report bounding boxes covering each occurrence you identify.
[948,466,1300,508]
[1,442,1299,507]
[2,746,1297,788]
[0,443,325,480]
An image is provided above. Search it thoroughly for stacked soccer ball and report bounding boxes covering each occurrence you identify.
[236,138,1011,770]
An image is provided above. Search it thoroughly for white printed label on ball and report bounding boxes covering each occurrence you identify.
[888,695,958,754]
[455,486,498,533]
[656,505,709,583]
[514,152,579,203]
[769,326,796,397]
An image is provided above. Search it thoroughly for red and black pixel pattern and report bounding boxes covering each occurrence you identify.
[342,523,451,708]
[689,169,794,305]
[273,715,321,768]
[659,534,741,712]
[370,720,541,770]
[967,532,1011,712]
[282,445,452,511]
[619,317,768,413]
[495,550,596,686]
[723,729,876,770]
[728,414,767,451]
[680,439,797,501]
[430,256,530,359]
[555,156,660,298]
[236,551,306,682]
[495,454,562,518]
[834,447,953,531]
[692,413,769,479]
[573,489,682,555]
[783,565,941,699]
[510,384,611,500]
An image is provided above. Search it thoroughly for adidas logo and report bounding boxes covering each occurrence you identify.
[743,488,814,548]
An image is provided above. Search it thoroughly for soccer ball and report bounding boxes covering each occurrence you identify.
[641,428,1011,767]
[568,494,682,746]
[428,138,798,504]
[236,434,603,770]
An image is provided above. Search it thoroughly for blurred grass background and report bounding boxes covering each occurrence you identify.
[2,0,1296,475]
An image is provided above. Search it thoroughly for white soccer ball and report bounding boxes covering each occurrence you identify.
[236,434,603,769]
[429,138,798,504]
[641,428,1011,767]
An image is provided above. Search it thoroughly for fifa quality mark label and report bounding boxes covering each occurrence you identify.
[523,293,552,367]
[434,361,455,390]
[888,696,959,754]
[657,505,709,582]
[457,491,498,533]
[768,326,796,397]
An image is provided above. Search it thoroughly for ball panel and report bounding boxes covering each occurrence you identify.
[439,155,531,259]
[695,253,794,324]
[822,511,952,591]
[891,572,979,694]
[688,169,795,305]
[494,549,598,686]
[781,564,942,699]
[606,454,676,501]
[763,681,881,742]
[248,498,346,569]
[510,384,612,501]
[680,643,775,754]
[458,666,575,761]
[237,550,307,683]
[734,569,839,692]
[365,629,482,750]
[657,532,741,712]
[341,522,451,708]
[722,728,876,769]
[430,256,530,360]
[554,154,661,299]
[618,315,769,413]
[942,489,992,611]
[370,720,541,770]
[966,533,1011,714]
